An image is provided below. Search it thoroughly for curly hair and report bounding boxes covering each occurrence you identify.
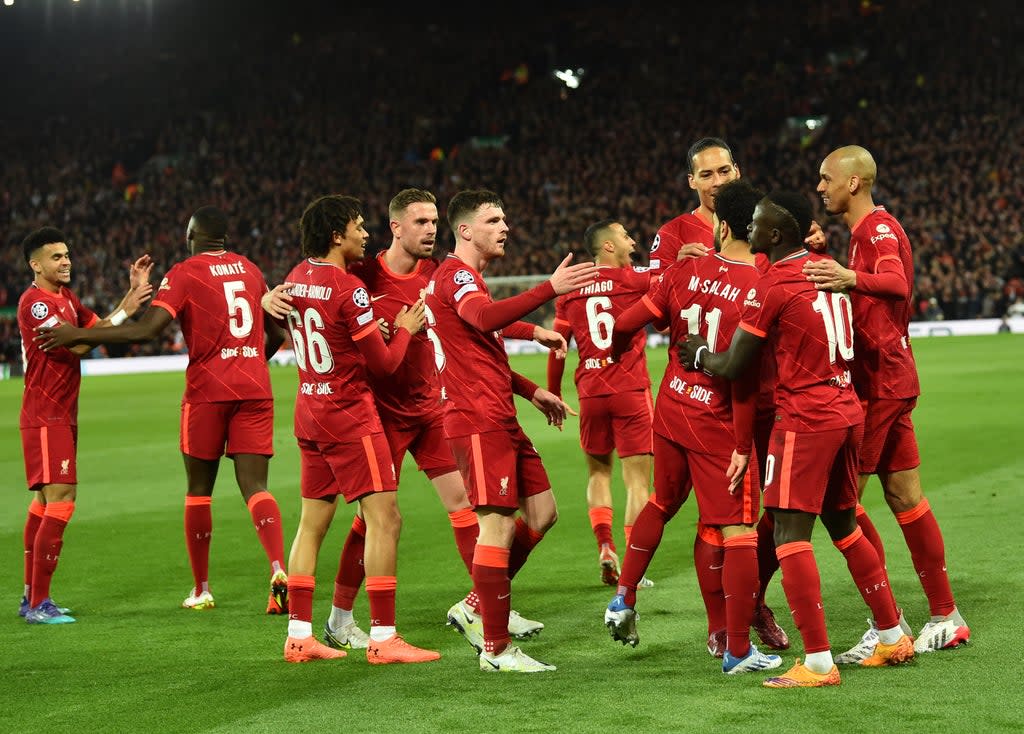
[299,195,363,257]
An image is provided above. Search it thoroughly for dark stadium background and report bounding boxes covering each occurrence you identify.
[2,0,1022,364]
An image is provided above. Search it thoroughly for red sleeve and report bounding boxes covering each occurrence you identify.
[458,281,556,332]
[546,318,573,395]
[503,321,536,340]
[511,371,540,400]
[730,361,759,455]
[610,298,658,362]
[855,256,907,298]
[353,324,413,376]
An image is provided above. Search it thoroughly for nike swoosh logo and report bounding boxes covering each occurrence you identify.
[371,295,387,302]
[497,593,511,600]
[629,544,649,552]
[709,564,724,570]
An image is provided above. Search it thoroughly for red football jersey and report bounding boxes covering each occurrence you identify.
[642,254,762,454]
[425,255,520,438]
[283,258,384,442]
[152,251,272,403]
[648,209,713,274]
[350,253,442,425]
[18,284,98,428]
[847,207,920,400]
[553,266,651,398]
[739,251,863,431]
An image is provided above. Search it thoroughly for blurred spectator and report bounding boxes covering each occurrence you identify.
[0,0,1021,356]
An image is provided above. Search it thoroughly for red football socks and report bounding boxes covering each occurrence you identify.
[183,495,212,592]
[896,499,956,616]
[29,501,75,608]
[333,515,366,610]
[777,541,830,654]
[246,490,285,570]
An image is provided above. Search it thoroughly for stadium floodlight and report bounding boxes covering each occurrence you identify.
[553,68,584,89]
[3,0,14,7]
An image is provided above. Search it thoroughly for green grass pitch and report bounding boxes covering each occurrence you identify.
[2,335,1022,732]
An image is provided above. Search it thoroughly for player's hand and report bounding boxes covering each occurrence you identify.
[548,254,599,295]
[677,243,711,260]
[803,259,855,292]
[377,317,391,341]
[804,220,827,252]
[123,282,154,316]
[395,299,426,335]
[262,283,294,319]
[34,321,83,351]
[677,334,708,371]
[129,254,154,290]
[533,326,568,359]
[530,387,577,430]
[726,451,750,494]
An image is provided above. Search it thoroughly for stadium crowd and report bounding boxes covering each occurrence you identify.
[1,0,1021,364]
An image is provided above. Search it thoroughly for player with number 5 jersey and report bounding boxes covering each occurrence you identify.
[32,206,291,617]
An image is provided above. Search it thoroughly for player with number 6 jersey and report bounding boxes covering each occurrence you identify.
[548,219,653,588]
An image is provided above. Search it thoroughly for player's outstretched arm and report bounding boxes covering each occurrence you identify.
[804,256,907,298]
[355,300,425,377]
[677,242,711,261]
[531,326,568,359]
[610,300,656,362]
[35,306,173,352]
[530,386,577,431]
[548,254,599,295]
[678,327,763,381]
[545,320,573,395]
[261,283,295,321]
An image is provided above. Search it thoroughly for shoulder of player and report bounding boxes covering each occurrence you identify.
[854,208,904,238]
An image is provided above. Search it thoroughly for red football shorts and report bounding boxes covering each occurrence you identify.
[578,389,654,458]
[380,412,458,482]
[762,424,864,515]
[180,399,274,460]
[858,397,921,474]
[21,425,78,491]
[653,432,759,525]
[298,433,397,503]
[448,424,551,510]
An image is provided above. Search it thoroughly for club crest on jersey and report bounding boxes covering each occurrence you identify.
[454,269,475,285]
[875,223,891,234]
[30,301,49,320]
[352,287,370,308]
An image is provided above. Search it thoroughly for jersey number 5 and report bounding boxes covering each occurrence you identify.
[223,281,254,338]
